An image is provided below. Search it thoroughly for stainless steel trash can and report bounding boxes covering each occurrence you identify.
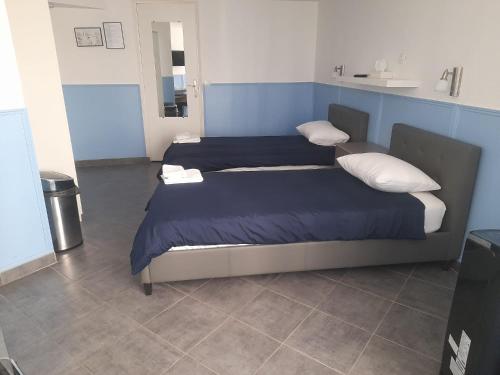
[41,171,83,252]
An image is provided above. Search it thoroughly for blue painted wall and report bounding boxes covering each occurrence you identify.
[204,82,314,136]
[0,109,53,272]
[62,84,146,161]
[174,74,186,90]
[313,83,500,232]
[162,76,175,104]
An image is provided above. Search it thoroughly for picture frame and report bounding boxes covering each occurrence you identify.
[103,22,125,49]
[74,27,103,47]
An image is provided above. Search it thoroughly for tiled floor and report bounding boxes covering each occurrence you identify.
[0,163,458,375]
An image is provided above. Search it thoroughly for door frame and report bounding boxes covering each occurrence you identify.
[133,0,205,160]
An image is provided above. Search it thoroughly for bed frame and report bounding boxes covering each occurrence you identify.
[141,123,481,295]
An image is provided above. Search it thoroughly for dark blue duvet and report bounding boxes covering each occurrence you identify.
[162,136,335,171]
[130,169,425,274]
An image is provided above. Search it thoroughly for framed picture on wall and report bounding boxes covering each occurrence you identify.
[103,22,125,49]
[74,27,103,47]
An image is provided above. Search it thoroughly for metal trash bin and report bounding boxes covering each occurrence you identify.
[41,171,83,252]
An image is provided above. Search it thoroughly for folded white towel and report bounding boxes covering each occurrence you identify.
[162,168,204,185]
[173,132,201,144]
[162,164,186,179]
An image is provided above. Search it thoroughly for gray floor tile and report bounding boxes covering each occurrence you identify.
[0,295,46,357]
[77,262,137,301]
[341,267,407,300]
[1,271,101,333]
[166,356,217,375]
[48,305,140,363]
[287,310,370,373]
[191,277,262,313]
[351,336,441,375]
[318,283,391,332]
[54,365,93,375]
[256,346,341,375]
[52,243,122,281]
[382,263,416,276]
[14,335,77,375]
[0,267,71,307]
[242,273,280,286]
[377,304,447,360]
[84,327,182,375]
[146,296,227,352]
[107,283,184,323]
[168,278,210,294]
[315,268,347,282]
[397,278,454,319]
[235,289,311,341]
[267,272,335,307]
[190,319,279,375]
[413,262,458,289]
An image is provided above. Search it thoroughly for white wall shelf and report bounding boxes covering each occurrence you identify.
[336,76,421,88]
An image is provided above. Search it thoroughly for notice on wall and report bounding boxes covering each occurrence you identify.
[103,22,125,49]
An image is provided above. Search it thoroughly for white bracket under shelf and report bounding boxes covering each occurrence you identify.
[336,76,421,88]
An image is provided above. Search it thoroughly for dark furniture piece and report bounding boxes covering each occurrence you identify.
[440,230,500,375]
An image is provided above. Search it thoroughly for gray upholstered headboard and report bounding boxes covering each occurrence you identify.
[390,124,481,258]
[328,104,369,142]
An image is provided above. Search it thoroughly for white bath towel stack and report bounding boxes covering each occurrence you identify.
[173,132,201,144]
[161,164,203,185]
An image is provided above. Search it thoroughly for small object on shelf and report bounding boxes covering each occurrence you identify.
[369,71,394,79]
[374,59,388,72]
[353,74,369,78]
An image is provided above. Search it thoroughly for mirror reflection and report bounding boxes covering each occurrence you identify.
[152,21,187,118]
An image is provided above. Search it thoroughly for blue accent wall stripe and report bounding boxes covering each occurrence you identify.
[62,84,146,161]
[313,83,500,233]
[162,76,175,104]
[204,82,315,136]
[0,109,53,272]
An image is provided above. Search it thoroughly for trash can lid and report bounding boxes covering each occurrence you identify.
[40,171,76,192]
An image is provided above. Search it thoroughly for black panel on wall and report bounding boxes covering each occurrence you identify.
[172,51,185,66]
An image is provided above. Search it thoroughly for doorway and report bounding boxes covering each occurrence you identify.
[136,2,203,161]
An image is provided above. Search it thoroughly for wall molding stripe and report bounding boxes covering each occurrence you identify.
[0,252,56,286]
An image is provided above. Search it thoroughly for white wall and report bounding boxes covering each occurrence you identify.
[6,0,78,187]
[51,0,319,85]
[0,0,24,111]
[199,0,318,84]
[315,0,500,111]
[50,0,141,84]
[152,21,173,77]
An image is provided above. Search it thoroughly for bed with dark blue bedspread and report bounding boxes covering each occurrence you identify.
[131,169,425,274]
[161,136,335,171]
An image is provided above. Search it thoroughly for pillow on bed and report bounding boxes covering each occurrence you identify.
[296,121,349,146]
[337,152,441,193]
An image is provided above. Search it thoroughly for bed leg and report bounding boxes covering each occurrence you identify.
[441,260,455,271]
[144,283,153,296]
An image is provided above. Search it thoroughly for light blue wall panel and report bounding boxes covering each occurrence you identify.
[0,109,53,272]
[378,95,456,147]
[162,76,175,104]
[453,107,500,231]
[174,74,186,90]
[204,83,315,136]
[313,83,341,120]
[338,87,383,143]
[63,84,146,161]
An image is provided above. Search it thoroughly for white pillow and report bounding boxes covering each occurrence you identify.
[296,121,350,146]
[337,153,441,193]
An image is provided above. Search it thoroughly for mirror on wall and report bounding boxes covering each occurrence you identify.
[151,21,187,118]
